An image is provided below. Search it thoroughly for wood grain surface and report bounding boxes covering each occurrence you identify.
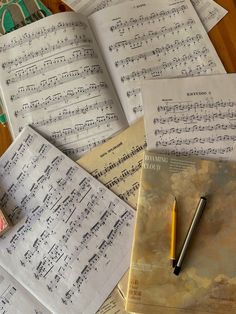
[209,0,236,73]
[0,0,236,156]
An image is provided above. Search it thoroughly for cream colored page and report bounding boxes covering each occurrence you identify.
[0,12,128,161]
[142,74,236,161]
[78,119,145,311]
[97,287,127,314]
[89,0,225,124]
[65,0,227,32]
[77,118,145,209]
[191,0,227,31]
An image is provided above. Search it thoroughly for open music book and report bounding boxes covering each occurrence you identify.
[0,126,135,314]
[0,0,225,160]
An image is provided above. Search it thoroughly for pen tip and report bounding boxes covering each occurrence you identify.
[173,266,181,276]
[172,260,176,268]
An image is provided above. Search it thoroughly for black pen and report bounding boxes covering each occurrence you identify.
[174,196,207,276]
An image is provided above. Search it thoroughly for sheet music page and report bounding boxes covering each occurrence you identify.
[78,118,145,306]
[0,127,135,314]
[142,74,236,161]
[78,118,145,209]
[89,0,226,124]
[0,12,128,161]
[191,0,227,32]
[97,287,127,314]
[65,0,227,33]
[0,265,50,314]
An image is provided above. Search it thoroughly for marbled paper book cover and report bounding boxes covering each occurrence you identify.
[126,151,236,314]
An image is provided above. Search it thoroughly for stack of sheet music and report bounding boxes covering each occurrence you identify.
[0,0,233,313]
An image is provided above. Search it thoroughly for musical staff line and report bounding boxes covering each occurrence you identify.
[14,82,108,117]
[11,65,103,100]
[110,4,188,32]
[0,20,87,52]
[155,123,236,136]
[121,48,211,82]
[28,99,114,126]
[108,19,195,52]
[153,110,236,124]
[2,34,92,70]
[156,100,236,113]
[114,34,203,67]
[7,47,97,84]
[50,113,118,140]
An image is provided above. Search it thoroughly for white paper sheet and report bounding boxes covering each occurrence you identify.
[0,265,50,314]
[89,0,226,124]
[191,0,227,31]
[142,74,236,161]
[64,0,227,32]
[0,127,135,314]
[0,12,128,161]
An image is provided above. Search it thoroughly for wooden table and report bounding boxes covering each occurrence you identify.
[0,0,236,156]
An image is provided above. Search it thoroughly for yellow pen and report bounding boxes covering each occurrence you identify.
[170,197,177,267]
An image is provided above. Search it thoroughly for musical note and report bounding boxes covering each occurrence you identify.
[108,19,195,52]
[0,12,127,161]
[0,266,50,313]
[11,65,103,100]
[120,48,211,82]
[110,4,188,33]
[64,0,227,34]
[88,0,225,125]
[2,34,92,70]
[7,48,97,85]
[142,75,236,162]
[105,160,142,189]
[0,126,135,313]
[0,20,87,53]
[63,138,107,159]
[91,144,145,179]
[191,0,227,32]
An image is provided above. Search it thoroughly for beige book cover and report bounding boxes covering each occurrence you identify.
[126,151,236,314]
[77,118,146,209]
[77,119,145,313]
